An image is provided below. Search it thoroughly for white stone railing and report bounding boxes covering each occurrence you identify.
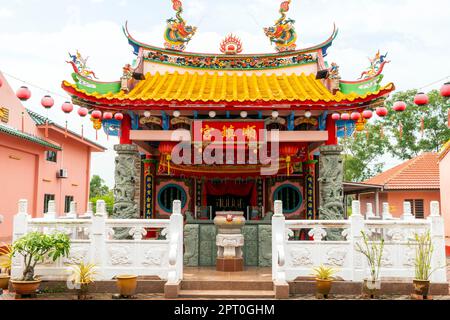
[11,199,184,282]
[272,200,448,283]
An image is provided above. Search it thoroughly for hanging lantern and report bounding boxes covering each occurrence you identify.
[341,113,350,121]
[78,107,88,117]
[393,101,407,112]
[61,102,74,138]
[92,110,102,120]
[414,92,429,106]
[16,86,31,101]
[41,95,54,109]
[355,118,366,132]
[159,142,177,175]
[351,112,361,121]
[280,143,299,177]
[331,113,340,121]
[103,112,113,120]
[114,112,124,121]
[376,107,388,117]
[362,110,373,119]
[440,82,450,97]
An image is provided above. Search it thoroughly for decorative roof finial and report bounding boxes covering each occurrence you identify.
[264,0,297,52]
[66,51,98,79]
[359,50,390,79]
[164,0,197,51]
[220,34,243,55]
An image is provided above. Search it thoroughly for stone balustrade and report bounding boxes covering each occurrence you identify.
[272,200,448,283]
[11,199,184,283]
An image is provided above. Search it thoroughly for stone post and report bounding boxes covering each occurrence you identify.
[67,201,78,219]
[113,144,140,239]
[44,200,56,220]
[366,203,375,219]
[428,201,447,283]
[272,200,289,299]
[382,202,393,220]
[401,201,415,221]
[349,200,364,282]
[12,200,29,279]
[91,204,107,280]
[318,145,344,240]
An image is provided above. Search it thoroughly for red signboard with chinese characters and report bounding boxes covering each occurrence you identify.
[193,120,266,143]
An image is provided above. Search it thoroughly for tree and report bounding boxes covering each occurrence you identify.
[382,89,450,160]
[342,88,450,181]
[342,123,389,182]
[89,175,109,198]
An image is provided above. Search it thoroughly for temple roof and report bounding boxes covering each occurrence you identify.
[63,72,394,108]
[0,122,62,151]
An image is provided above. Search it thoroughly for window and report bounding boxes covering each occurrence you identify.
[65,196,74,213]
[406,199,425,219]
[44,194,55,213]
[158,184,187,213]
[45,150,57,163]
[274,184,303,214]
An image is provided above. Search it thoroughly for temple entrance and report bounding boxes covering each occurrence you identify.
[204,180,257,219]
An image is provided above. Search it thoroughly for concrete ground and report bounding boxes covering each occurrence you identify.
[1,258,449,301]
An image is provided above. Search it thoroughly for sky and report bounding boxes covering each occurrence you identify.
[0,0,449,187]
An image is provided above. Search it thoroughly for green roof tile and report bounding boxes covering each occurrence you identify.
[0,123,62,150]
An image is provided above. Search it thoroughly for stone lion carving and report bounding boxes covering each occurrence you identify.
[290,248,313,266]
[109,246,132,266]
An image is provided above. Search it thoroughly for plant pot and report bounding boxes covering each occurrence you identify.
[413,279,430,297]
[316,279,333,297]
[363,279,381,298]
[116,275,138,297]
[11,279,41,296]
[0,274,10,290]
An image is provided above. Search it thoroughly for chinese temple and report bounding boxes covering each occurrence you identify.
[62,1,395,266]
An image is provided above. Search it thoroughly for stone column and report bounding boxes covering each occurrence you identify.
[318,145,344,220]
[113,144,140,238]
[318,145,344,240]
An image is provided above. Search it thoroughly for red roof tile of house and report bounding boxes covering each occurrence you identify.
[364,152,440,190]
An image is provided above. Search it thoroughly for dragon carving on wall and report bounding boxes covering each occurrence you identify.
[164,0,197,51]
[264,0,298,52]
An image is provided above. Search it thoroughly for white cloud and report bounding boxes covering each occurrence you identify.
[0,8,14,18]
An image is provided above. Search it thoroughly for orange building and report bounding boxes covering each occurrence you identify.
[358,153,441,219]
[0,72,105,242]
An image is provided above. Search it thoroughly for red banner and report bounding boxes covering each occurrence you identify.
[193,120,265,143]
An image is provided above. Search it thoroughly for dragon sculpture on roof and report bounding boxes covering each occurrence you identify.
[359,50,390,79]
[164,0,197,51]
[264,0,298,52]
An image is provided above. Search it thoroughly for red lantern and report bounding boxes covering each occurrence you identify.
[351,112,361,121]
[92,110,102,119]
[62,101,73,114]
[114,113,124,121]
[78,107,88,117]
[362,110,373,119]
[331,113,340,121]
[16,86,31,101]
[340,113,350,121]
[280,143,299,177]
[159,142,177,175]
[440,82,450,97]
[376,107,388,117]
[393,101,407,112]
[41,95,54,109]
[103,112,113,120]
[414,92,429,106]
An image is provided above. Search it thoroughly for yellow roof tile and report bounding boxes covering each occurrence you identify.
[63,72,394,104]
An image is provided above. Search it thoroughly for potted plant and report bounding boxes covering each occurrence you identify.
[412,231,434,298]
[312,265,337,298]
[68,262,97,300]
[11,232,70,296]
[116,275,138,298]
[0,244,12,290]
[355,231,385,299]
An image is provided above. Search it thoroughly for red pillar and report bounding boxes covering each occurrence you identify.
[326,115,338,145]
[120,114,132,145]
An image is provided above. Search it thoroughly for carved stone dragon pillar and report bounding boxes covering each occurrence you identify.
[113,144,140,239]
[318,145,344,239]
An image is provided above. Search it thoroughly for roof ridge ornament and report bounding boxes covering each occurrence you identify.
[66,50,98,79]
[220,34,243,55]
[359,50,391,80]
[164,0,197,51]
[264,0,297,52]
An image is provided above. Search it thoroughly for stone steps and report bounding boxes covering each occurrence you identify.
[178,290,275,299]
[181,280,274,291]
